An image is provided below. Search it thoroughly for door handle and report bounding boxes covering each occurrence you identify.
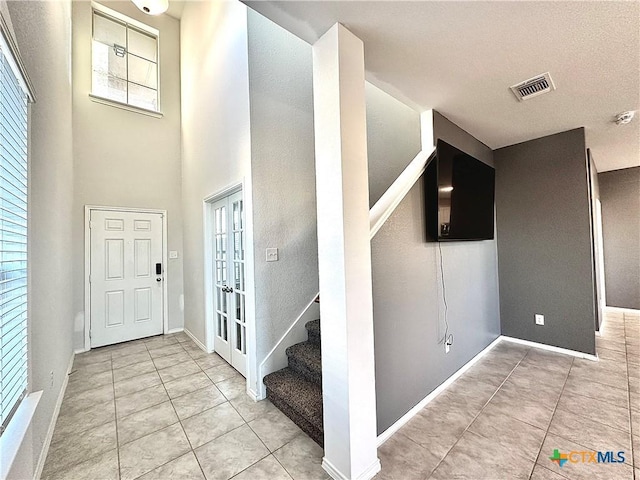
[221,285,234,293]
[156,278,162,282]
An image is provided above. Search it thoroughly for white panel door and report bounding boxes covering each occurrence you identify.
[90,210,163,347]
[212,191,247,376]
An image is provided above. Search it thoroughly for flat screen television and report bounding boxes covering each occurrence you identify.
[425,139,495,241]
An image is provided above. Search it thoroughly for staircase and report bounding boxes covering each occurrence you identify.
[263,319,324,447]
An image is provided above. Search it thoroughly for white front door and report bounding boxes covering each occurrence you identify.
[90,210,164,348]
[211,191,247,376]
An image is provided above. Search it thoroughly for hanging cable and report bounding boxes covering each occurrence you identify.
[438,241,454,348]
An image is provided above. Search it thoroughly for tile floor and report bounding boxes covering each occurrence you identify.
[42,332,328,480]
[44,310,639,480]
[375,309,640,480]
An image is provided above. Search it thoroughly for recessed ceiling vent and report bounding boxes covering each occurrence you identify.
[510,72,555,101]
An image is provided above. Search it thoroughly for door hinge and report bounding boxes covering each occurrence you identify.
[89,329,91,339]
[89,275,92,283]
[89,221,94,229]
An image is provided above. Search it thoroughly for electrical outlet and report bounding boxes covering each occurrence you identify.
[266,248,278,262]
[535,314,544,326]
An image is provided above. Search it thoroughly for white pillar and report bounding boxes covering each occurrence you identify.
[312,24,381,480]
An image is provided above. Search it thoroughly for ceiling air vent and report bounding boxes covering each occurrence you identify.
[510,72,555,101]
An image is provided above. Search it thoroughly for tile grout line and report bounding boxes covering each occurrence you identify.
[426,347,532,479]
[111,350,123,480]
[527,356,574,480]
[125,336,209,479]
[143,339,210,480]
[623,314,637,480]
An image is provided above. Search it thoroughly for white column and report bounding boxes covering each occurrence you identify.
[312,24,380,480]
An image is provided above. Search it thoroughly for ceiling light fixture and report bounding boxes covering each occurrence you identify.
[131,0,168,15]
[615,111,635,125]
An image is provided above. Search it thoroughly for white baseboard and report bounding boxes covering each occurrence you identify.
[376,335,501,446]
[166,327,184,334]
[500,335,598,361]
[605,306,640,315]
[184,328,209,353]
[247,388,260,402]
[34,352,75,479]
[74,348,88,355]
[322,457,381,480]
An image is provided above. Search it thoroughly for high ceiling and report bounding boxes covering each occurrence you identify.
[244,1,639,172]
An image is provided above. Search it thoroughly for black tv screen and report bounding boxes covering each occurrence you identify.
[426,139,495,241]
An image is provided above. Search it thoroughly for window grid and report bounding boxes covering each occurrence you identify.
[0,36,29,436]
[91,8,159,112]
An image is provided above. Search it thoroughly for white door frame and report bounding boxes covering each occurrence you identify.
[203,178,258,399]
[84,205,169,352]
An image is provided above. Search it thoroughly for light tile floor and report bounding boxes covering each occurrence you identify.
[376,309,640,480]
[44,310,639,480]
[42,332,329,480]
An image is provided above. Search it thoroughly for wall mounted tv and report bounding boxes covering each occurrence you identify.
[425,139,495,241]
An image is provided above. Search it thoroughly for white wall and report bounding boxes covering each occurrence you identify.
[247,10,318,373]
[180,0,251,344]
[3,1,75,477]
[71,0,184,349]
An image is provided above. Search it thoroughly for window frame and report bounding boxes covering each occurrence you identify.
[0,12,35,440]
[90,2,162,117]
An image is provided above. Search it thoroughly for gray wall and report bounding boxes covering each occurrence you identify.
[372,111,500,434]
[4,1,75,477]
[495,128,596,355]
[247,11,319,367]
[366,83,421,207]
[72,1,184,347]
[598,167,640,310]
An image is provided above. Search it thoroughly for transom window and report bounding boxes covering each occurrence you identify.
[91,4,159,112]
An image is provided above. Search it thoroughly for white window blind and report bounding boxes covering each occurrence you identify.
[91,6,159,112]
[0,30,29,436]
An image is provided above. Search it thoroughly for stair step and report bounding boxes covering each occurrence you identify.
[305,319,320,345]
[263,368,323,446]
[286,341,321,385]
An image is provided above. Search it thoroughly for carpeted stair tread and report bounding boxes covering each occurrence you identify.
[286,341,322,385]
[306,319,321,345]
[268,391,324,447]
[263,367,323,433]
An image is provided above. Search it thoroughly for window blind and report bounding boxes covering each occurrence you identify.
[0,31,28,436]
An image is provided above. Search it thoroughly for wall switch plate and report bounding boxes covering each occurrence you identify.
[535,314,544,326]
[266,248,278,262]
[169,250,178,259]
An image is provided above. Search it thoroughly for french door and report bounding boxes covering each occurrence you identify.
[211,191,247,376]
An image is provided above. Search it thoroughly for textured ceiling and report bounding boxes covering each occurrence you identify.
[245,1,640,172]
